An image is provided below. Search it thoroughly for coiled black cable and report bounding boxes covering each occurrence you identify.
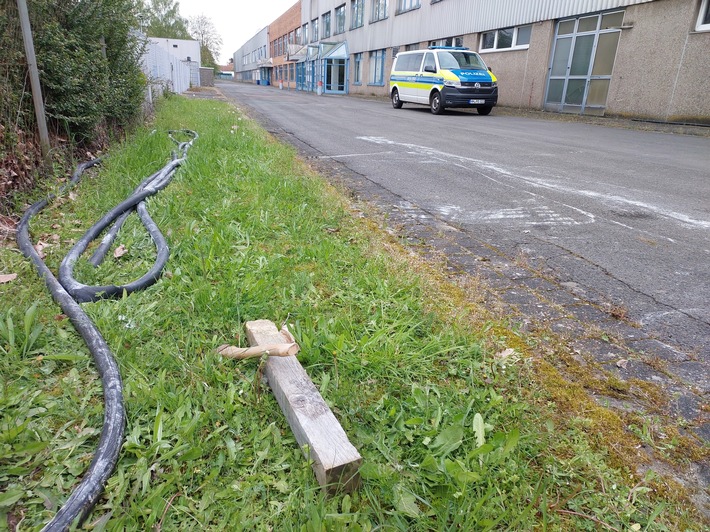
[17,130,197,530]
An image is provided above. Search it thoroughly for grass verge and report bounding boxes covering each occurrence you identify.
[0,95,705,530]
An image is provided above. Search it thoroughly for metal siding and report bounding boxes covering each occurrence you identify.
[387,0,654,46]
[234,27,269,75]
[277,0,657,54]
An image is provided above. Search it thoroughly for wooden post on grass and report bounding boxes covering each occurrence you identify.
[244,319,362,494]
[16,0,51,165]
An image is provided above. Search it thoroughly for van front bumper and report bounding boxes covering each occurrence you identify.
[442,86,498,108]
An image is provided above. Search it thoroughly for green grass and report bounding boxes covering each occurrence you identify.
[0,95,703,530]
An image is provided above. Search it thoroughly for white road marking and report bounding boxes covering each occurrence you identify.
[356,136,710,230]
[318,150,394,159]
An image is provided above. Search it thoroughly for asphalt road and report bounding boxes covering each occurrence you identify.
[216,80,710,395]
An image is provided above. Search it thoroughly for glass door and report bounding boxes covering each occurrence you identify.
[325,59,347,93]
[545,11,624,115]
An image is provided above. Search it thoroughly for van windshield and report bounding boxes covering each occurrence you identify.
[437,51,487,70]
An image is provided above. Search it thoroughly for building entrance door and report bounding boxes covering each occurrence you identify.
[324,59,347,93]
[545,11,624,115]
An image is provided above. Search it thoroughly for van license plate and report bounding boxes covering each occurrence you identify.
[469,99,485,104]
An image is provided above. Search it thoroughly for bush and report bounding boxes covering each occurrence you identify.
[31,0,146,141]
[0,0,146,209]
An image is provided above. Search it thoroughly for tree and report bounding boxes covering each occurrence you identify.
[142,0,190,39]
[188,15,223,66]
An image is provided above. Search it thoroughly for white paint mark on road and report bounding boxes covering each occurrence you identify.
[318,151,394,159]
[356,136,710,230]
[435,205,581,226]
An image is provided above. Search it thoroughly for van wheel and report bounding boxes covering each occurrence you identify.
[430,91,444,115]
[477,106,493,116]
[391,88,403,109]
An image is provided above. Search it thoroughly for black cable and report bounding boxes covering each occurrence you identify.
[16,130,197,530]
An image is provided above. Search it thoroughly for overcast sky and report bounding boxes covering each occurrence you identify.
[177,0,298,64]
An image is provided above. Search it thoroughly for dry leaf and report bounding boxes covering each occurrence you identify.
[616,359,629,369]
[68,192,77,201]
[494,348,516,360]
[34,241,48,258]
[114,244,128,258]
[0,273,18,284]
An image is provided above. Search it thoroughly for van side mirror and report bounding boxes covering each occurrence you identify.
[424,65,437,73]
[488,66,493,73]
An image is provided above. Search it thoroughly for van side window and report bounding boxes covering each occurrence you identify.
[423,52,436,72]
[396,52,424,72]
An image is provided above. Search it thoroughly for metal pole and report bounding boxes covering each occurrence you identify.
[16,0,51,163]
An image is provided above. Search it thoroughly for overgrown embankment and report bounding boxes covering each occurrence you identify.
[0,96,705,529]
[1,0,144,214]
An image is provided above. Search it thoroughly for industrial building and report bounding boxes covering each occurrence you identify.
[233,0,710,122]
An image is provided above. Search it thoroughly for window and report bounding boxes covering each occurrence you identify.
[429,36,463,48]
[369,49,386,85]
[351,0,364,29]
[698,0,710,31]
[394,52,424,72]
[480,24,532,51]
[353,53,363,83]
[312,18,319,42]
[335,4,346,34]
[322,12,331,38]
[422,52,435,72]
[295,27,302,44]
[372,0,388,22]
[303,23,309,44]
[396,0,419,14]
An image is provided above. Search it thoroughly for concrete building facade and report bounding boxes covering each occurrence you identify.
[233,27,270,84]
[232,0,710,122]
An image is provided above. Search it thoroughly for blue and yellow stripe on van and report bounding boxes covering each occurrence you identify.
[389,74,445,89]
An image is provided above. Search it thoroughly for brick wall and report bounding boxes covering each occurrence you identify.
[270,1,302,89]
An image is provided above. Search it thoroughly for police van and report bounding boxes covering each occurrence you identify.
[389,47,498,115]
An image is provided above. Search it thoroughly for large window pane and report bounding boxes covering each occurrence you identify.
[578,16,598,33]
[551,37,572,76]
[497,28,513,48]
[592,32,620,76]
[546,79,564,103]
[565,79,586,105]
[481,31,495,49]
[570,34,594,76]
[558,20,575,35]
[516,25,532,46]
[601,11,625,30]
[587,79,610,107]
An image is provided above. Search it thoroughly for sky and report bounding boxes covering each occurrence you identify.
[177,0,299,64]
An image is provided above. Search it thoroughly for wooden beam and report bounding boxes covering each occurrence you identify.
[245,319,361,494]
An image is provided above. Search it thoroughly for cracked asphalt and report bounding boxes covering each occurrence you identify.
[211,81,710,504]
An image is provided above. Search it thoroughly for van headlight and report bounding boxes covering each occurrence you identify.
[444,79,461,88]
[491,81,497,88]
